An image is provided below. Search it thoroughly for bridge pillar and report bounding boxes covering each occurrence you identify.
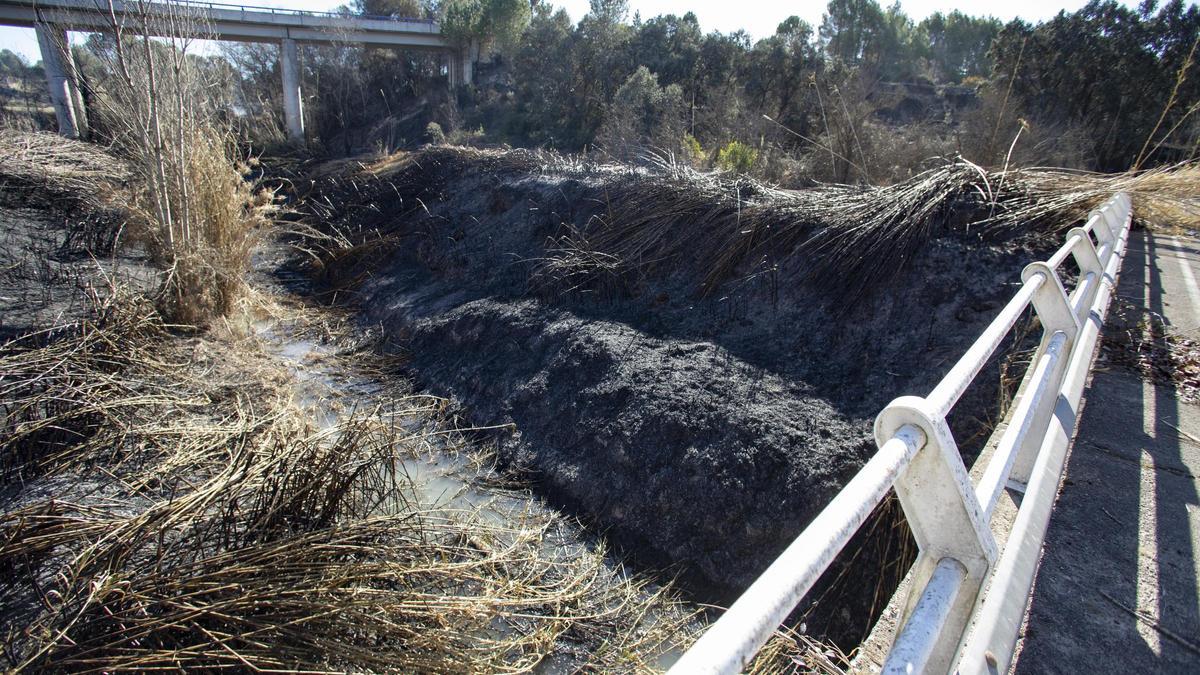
[280,38,304,143]
[35,23,81,139]
[462,40,477,86]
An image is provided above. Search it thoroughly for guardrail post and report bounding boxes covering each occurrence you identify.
[1067,228,1103,276]
[1088,208,1116,248]
[1067,226,1105,312]
[875,396,998,672]
[1008,263,1080,489]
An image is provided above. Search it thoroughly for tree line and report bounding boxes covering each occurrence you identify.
[466,0,1198,177]
[7,0,1199,180]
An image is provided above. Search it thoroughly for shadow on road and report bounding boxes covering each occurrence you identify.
[1015,229,1200,672]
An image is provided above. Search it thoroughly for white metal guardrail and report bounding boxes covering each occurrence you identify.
[669,192,1134,674]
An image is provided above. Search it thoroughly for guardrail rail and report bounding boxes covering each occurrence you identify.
[159,0,436,23]
[669,192,1134,674]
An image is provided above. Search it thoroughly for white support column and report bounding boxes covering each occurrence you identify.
[66,48,89,139]
[280,37,304,143]
[1008,261,1081,487]
[447,50,460,88]
[875,395,998,673]
[35,23,79,139]
[461,39,478,86]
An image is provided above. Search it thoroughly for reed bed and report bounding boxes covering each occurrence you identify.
[311,146,1200,306]
[0,290,701,672]
[0,131,133,256]
[0,130,130,210]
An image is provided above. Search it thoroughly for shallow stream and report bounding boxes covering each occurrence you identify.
[247,300,685,671]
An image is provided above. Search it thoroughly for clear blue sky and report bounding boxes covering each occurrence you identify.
[0,0,1157,64]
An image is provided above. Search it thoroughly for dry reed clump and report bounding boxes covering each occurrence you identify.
[0,289,166,480]
[0,291,697,672]
[561,156,1200,304]
[0,130,130,209]
[149,133,273,326]
[110,126,274,327]
[0,130,132,254]
[302,146,1200,307]
[70,6,275,327]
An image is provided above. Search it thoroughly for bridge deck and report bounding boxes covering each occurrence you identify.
[1013,229,1200,672]
[0,0,448,48]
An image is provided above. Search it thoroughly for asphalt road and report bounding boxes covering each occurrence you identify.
[1013,229,1200,673]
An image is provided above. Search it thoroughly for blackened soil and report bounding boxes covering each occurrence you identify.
[300,149,1051,644]
[0,204,155,341]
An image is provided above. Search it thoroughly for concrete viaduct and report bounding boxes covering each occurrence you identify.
[0,0,471,142]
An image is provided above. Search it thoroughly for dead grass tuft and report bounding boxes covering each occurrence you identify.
[0,290,698,672]
[299,146,1200,307]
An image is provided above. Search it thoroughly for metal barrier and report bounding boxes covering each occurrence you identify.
[140,0,434,23]
[669,192,1134,674]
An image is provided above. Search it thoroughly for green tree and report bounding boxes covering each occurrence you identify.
[354,0,424,18]
[819,0,924,80]
[570,0,636,147]
[506,3,577,146]
[820,0,885,64]
[988,0,1200,169]
[920,11,1001,82]
[743,16,821,129]
[440,0,531,56]
[596,65,685,160]
[0,49,26,76]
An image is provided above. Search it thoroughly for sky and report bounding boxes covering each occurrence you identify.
[0,0,1156,64]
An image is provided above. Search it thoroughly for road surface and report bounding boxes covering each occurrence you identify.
[1013,228,1200,672]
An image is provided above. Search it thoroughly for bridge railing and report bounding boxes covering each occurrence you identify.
[27,0,436,25]
[668,192,1134,674]
[167,0,434,24]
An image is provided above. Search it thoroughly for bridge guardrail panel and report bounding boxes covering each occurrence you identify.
[668,192,1134,675]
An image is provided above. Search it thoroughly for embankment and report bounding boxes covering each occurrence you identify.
[298,147,1069,642]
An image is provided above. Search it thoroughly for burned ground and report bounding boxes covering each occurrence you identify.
[0,140,711,673]
[295,147,1069,643]
[0,132,154,341]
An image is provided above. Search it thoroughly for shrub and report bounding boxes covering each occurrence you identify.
[448,124,485,146]
[682,133,704,165]
[425,121,447,145]
[715,140,758,174]
[79,3,271,326]
[596,66,685,162]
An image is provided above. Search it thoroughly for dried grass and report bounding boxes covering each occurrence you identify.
[0,291,698,672]
[1100,298,1200,404]
[0,130,130,207]
[748,628,851,675]
[0,130,132,254]
[302,146,1200,307]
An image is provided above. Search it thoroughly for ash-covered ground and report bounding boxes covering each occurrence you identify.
[0,202,156,342]
[298,148,1056,642]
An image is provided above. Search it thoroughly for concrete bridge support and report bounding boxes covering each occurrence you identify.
[35,23,87,139]
[446,45,474,89]
[280,38,304,143]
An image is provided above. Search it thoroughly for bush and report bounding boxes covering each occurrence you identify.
[596,66,685,162]
[424,121,447,145]
[81,4,271,326]
[682,133,704,165]
[449,124,485,146]
[715,140,758,174]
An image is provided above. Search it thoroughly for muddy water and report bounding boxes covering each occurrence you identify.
[251,316,687,671]
[252,319,517,521]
